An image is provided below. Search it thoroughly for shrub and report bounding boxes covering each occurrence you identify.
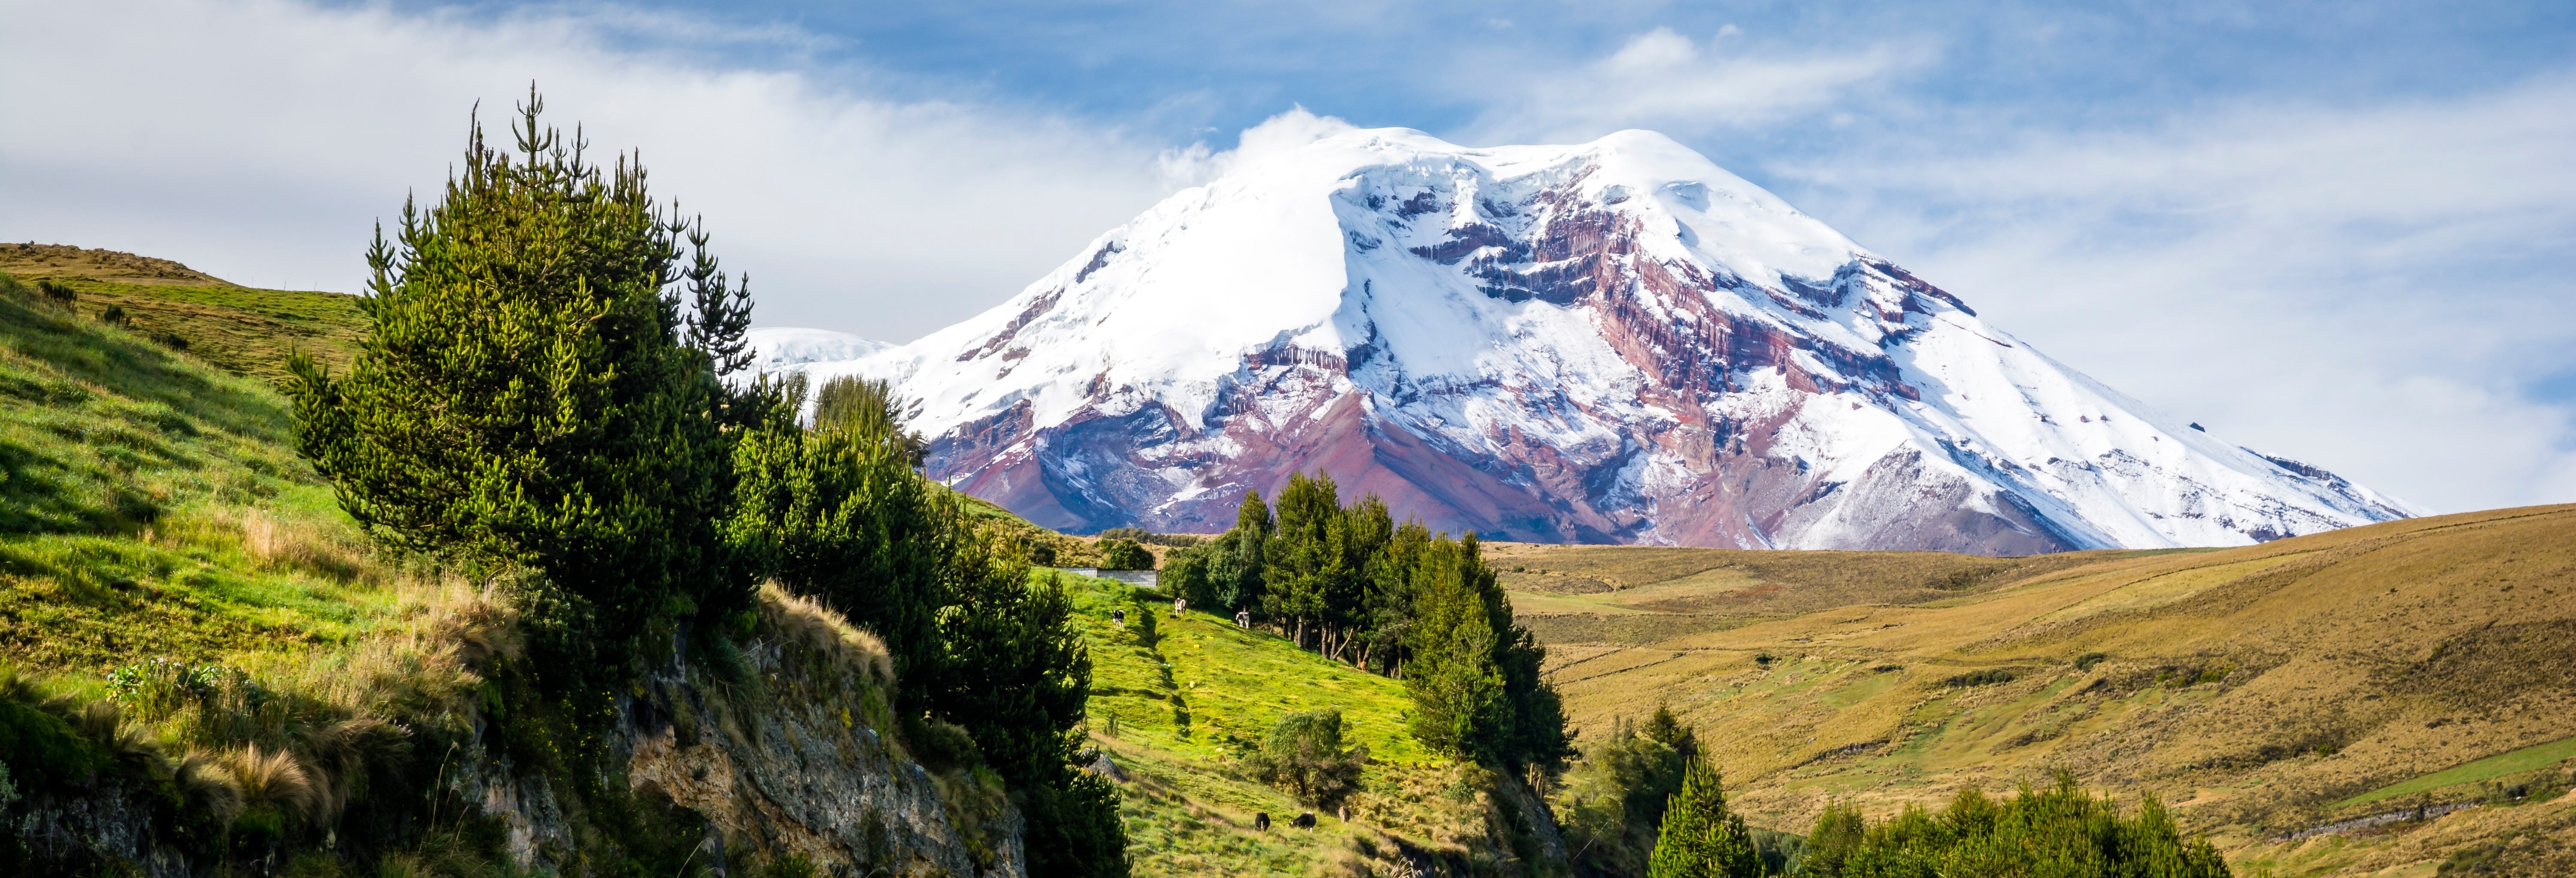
[1245,709,1369,807]
[1944,668,2017,687]
[1022,771,1132,878]
[100,302,128,325]
[35,278,76,307]
[1098,538,1153,571]
[1799,772,2231,877]
[2075,652,2108,671]
[1556,707,1694,876]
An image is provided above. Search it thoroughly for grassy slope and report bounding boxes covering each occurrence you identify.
[0,244,365,387]
[1507,508,2576,876]
[1061,571,1557,878]
[0,265,393,674]
[15,243,2571,875]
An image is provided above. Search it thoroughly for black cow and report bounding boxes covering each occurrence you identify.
[1291,812,1316,829]
[1253,812,1270,831]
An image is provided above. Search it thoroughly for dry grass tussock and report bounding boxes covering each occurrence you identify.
[757,580,894,690]
[237,507,375,583]
[224,741,321,822]
[18,569,523,832]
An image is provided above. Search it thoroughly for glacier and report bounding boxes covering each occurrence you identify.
[757,127,2416,553]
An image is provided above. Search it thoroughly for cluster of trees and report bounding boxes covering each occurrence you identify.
[1790,774,2231,878]
[1624,757,2233,878]
[1559,706,1702,876]
[1161,473,1568,766]
[288,92,1124,877]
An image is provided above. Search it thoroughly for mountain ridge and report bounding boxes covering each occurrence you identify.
[758,127,2413,552]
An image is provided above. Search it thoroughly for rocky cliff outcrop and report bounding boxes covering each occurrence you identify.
[6,586,1021,877]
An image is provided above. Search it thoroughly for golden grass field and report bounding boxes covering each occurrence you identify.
[1501,506,2576,875]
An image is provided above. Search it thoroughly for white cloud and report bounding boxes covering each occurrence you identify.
[1772,75,2576,511]
[1458,27,1926,143]
[0,0,1175,343]
[1155,106,1359,188]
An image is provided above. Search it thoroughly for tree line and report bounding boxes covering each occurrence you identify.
[1161,473,1570,766]
[287,91,1124,877]
[1558,704,2235,877]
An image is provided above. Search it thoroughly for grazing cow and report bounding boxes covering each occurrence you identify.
[1112,608,1126,627]
[1291,812,1316,829]
[1253,812,1270,831]
[1172,597,1187,618]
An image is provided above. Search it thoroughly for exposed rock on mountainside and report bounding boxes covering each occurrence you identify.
[760,128,2413,552]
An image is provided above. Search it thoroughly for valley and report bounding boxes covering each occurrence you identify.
[6,246,2569,876]
[1501,510,2576,876]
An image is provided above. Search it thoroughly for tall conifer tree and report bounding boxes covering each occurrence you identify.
[289,88,750,671]
[1647,757,1763,878]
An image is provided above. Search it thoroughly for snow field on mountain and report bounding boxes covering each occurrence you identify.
[757,125,2415,549]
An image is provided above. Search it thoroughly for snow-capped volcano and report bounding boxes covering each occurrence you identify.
[770,127,2415,552]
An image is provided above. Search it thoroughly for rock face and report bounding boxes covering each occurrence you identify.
[8,626,1021,878]
[771,128,2415,552]
[447,628,1023,878]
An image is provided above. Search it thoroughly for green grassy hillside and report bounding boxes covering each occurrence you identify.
[0,244,366,386]
[1062,571,1565,877]
[1508,509,2576,877]
[0,267,397,674]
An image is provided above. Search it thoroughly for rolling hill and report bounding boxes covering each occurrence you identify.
[1504,507,2576,876]
[9,245,2568,876]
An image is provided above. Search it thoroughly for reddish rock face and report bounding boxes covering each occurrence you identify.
[807,129,2411,553]
[922,172,2075,552]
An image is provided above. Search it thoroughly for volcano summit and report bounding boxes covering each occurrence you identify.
[759,128,2414,553]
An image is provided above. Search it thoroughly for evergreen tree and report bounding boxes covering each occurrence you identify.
[1264,472,1343,650]
[1648,757,1763,878]
[1557,712,1692,876]
[1403,535,1507,756]
[726,375,952,706]
[289,89,749,675]
[1814,773,2231,878]
[1361,520,1431,674]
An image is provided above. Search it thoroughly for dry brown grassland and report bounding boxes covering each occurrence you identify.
[1503,505,2576,877]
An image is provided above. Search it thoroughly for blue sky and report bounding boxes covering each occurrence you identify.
[5,0,2573,512]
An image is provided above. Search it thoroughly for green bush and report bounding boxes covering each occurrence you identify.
[35,278,76,307]
[1097,538,1153,571]
[1244,709,1368,807]
[1557,706,1696,876]
[1943,668,2017,688]
[1801,772,2231,877]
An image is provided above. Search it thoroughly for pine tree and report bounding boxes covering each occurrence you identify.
[289,88,748,672]
[1647,757,1762,878]
[726,375,952,705]
[1264,472,1337,650]
[1403,536,1507,756]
